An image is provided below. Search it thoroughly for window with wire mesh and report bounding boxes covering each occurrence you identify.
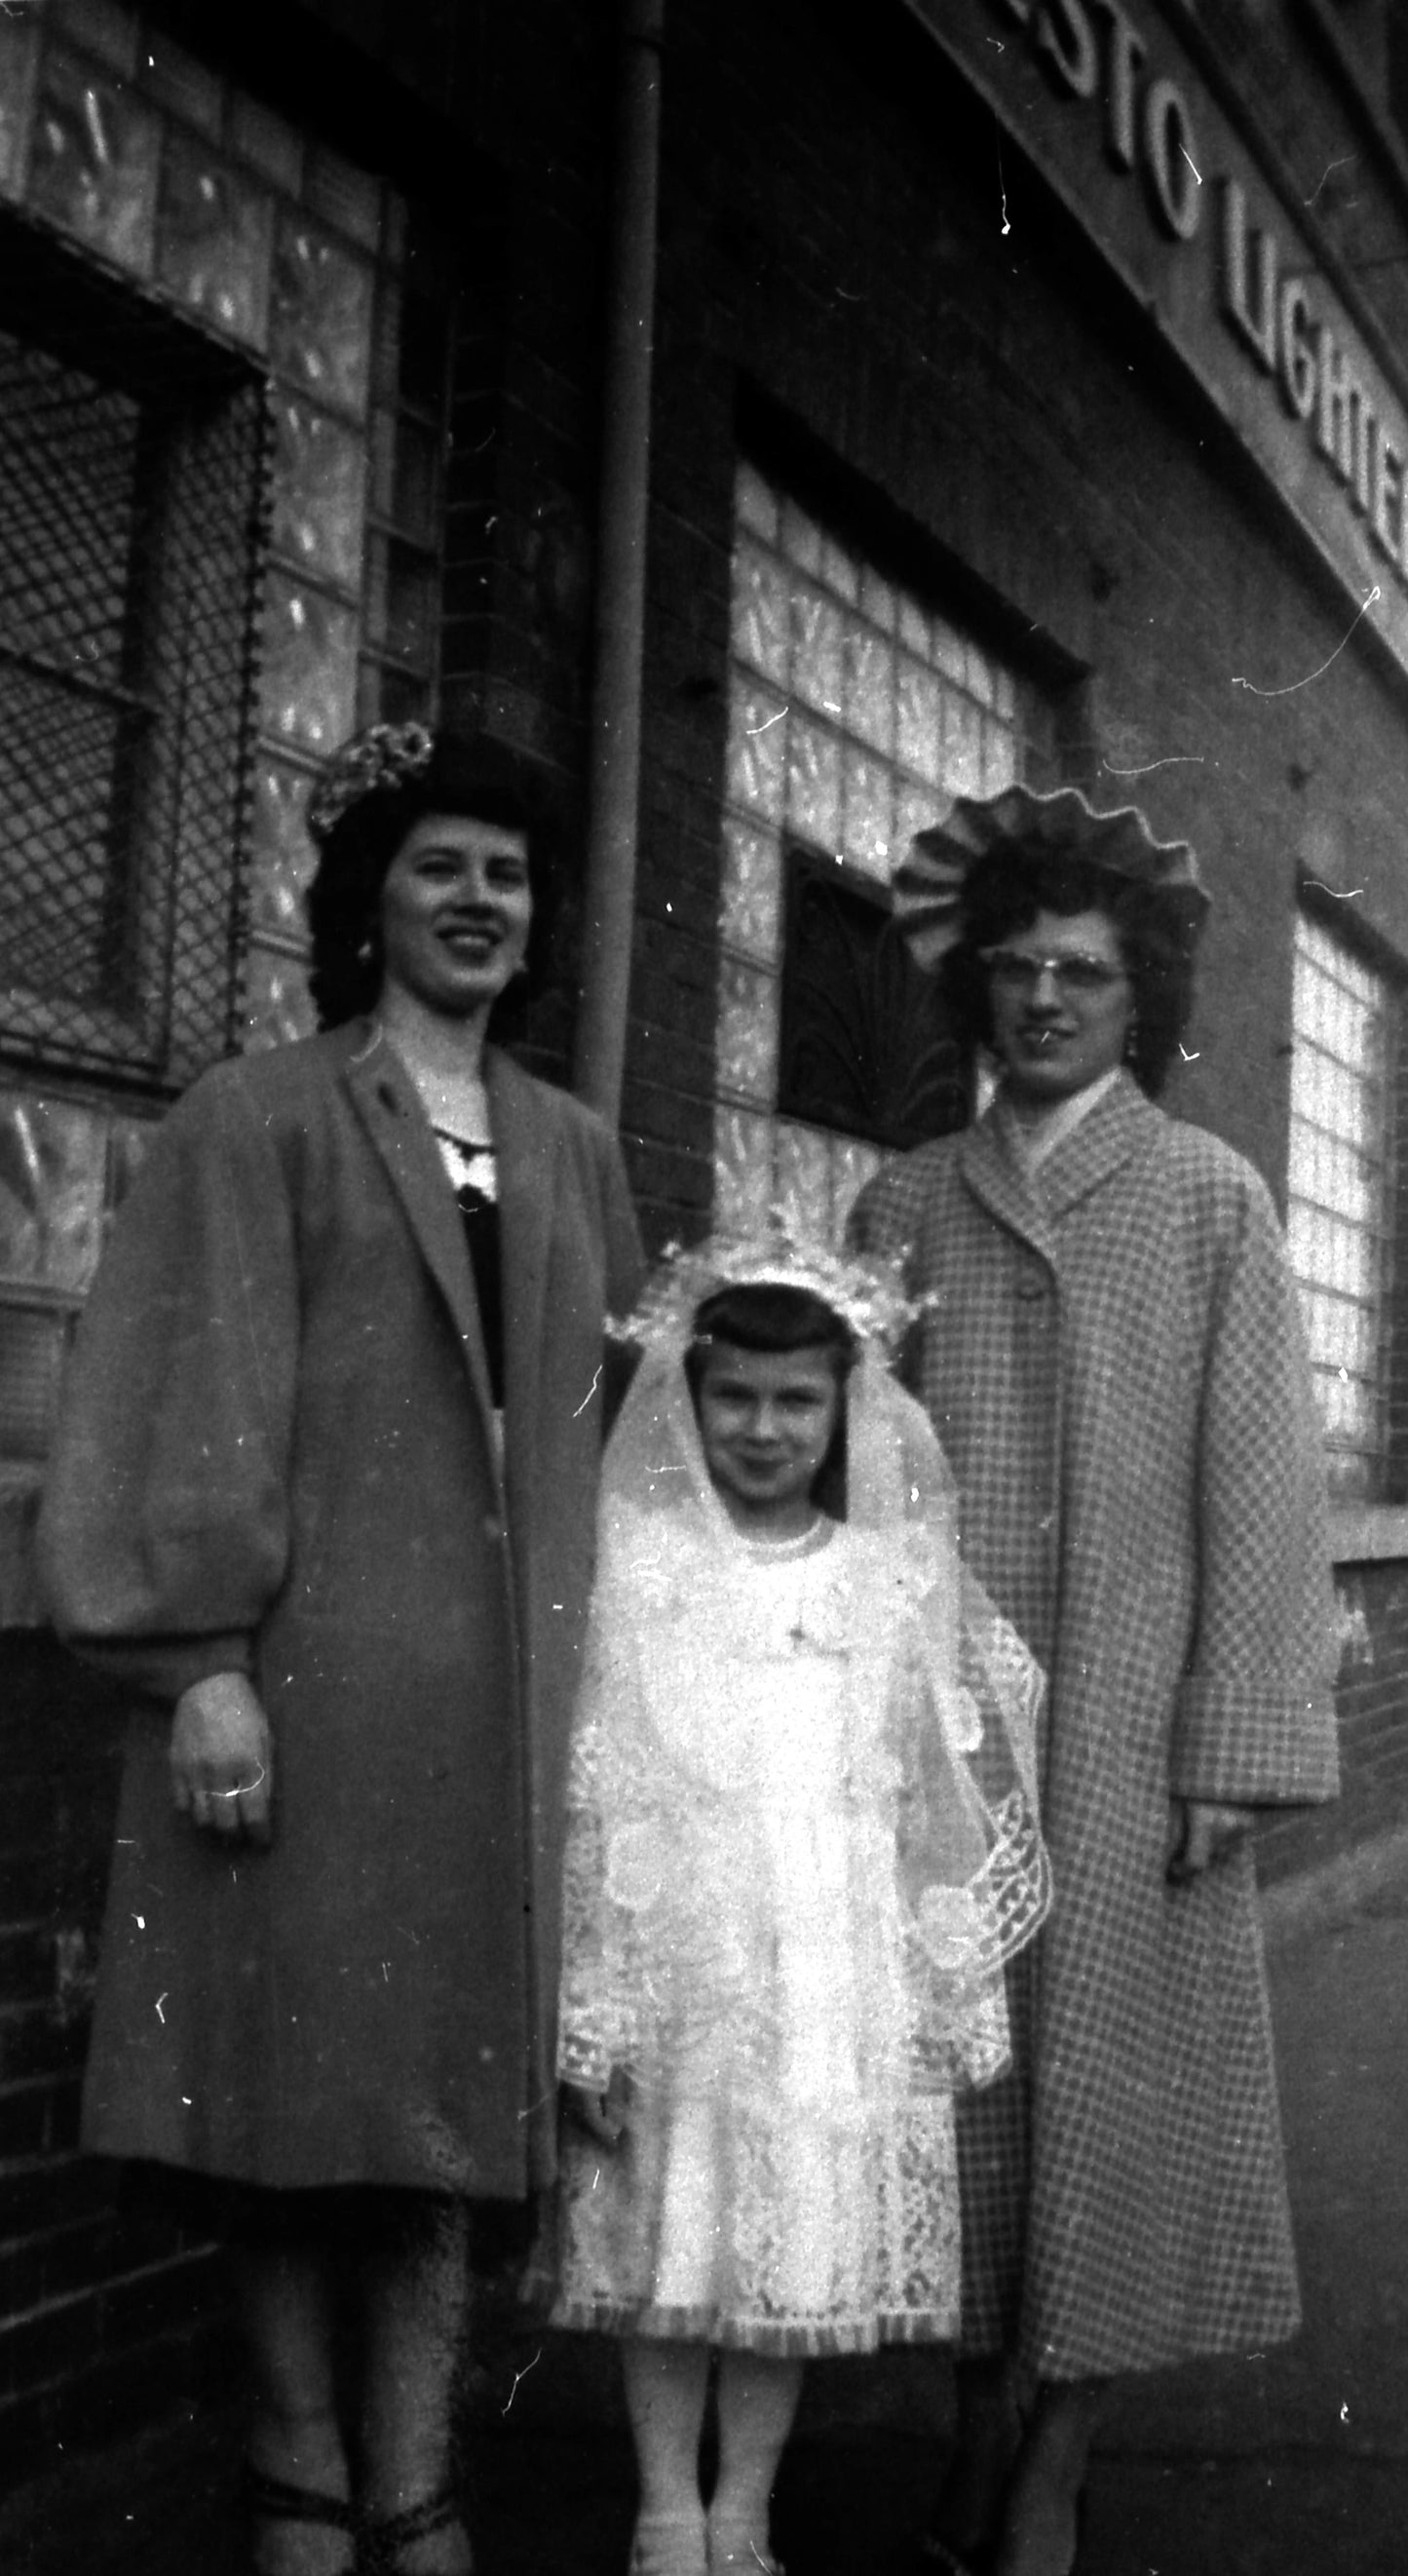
[0,223,268,1093]
[777,846,968,1148]
[1287,907,1401,1499]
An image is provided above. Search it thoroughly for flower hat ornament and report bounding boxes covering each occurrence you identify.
[306,721,437,845]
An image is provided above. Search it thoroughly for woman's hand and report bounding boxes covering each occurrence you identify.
[171,1672,274,1845]
[1165,1797,1254,1885]
[563,2069,629,2145]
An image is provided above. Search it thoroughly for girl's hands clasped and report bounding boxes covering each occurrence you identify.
[564,2067,630,2146]
[171,1671,274,1845]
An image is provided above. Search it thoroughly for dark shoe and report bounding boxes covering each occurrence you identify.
[361,2485,471,2575]
[970,2484,1087,2576]
[245,2463,359,2576]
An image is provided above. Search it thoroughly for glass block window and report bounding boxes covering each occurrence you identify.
[717,460,1047,1241]
[0,1,455,1506]
[0,0,453,1054]
[0,1091,146,1461]
[1287,911,1397,1497]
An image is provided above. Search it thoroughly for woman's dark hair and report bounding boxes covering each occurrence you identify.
[684,1283,858,1519]
[305,731,561,1033]
[935,847,1202,1097]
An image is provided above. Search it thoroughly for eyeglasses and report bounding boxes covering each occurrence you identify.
[979,947,1128,998]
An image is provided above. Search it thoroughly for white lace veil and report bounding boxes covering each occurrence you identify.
[557,1238,1051,2116]
[593,1322,1050,1988]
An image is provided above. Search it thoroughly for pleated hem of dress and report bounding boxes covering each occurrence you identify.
[549,2297,958,2358]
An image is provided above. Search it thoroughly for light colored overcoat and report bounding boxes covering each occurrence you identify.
[38,1023,643,2200]
[851,1073,1339,2377]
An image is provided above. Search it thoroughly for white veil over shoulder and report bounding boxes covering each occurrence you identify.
[557,1238,1051,2110]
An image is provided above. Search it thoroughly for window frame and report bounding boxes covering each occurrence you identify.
[0,216,270,1096]
[775,839,969,1150]
[714,449,1065,1242]
[1288,883,1407,1505]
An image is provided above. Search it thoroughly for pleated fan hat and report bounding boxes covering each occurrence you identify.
[892,782,1209,972]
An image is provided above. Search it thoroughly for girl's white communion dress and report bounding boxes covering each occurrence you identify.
[552,1335,1047,2360]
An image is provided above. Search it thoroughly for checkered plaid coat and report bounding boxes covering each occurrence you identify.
[850,1073,1339,2378]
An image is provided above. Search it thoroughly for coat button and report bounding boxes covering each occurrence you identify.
[1014,1265,1049,1301]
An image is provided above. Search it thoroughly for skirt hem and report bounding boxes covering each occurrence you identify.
[548,2297,958,2358]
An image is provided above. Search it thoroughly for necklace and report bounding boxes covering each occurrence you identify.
[739,1514,837,1649]
[742,1514,827,1557]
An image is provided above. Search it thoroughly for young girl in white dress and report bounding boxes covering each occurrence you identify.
[551,1237,1048,2576]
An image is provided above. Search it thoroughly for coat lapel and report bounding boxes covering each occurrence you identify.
[342,1022,500,1433]
[959,1071,1157,1253]
[958,1107,1059,1265]
[485,1047,558,1442]
[1035,1071,1160,1217]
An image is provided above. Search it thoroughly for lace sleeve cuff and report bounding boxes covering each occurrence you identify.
[557,2029,614,2093]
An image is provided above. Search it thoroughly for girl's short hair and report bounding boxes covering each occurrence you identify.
[687,1282,858,1365]
[304,730,560,1034]
[936,848,1201,1096]
[685,1283,856,1519]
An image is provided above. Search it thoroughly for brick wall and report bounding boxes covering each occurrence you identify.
[0,1641,234,2480]
[623,0,1408,1214]
[1259,1564,1408,1885]
[0,0,621,2492]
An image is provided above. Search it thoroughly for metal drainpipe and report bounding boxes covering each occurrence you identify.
[572,0,665,1126]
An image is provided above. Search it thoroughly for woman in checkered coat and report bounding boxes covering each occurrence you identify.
[849,786,1339,2576]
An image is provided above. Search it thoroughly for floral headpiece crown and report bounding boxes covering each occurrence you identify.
[618,1222,924,1359]
[306,721,436,845]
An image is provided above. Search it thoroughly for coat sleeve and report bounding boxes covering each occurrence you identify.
[1171,1168,1340,1806]
[37,1066,301,1702]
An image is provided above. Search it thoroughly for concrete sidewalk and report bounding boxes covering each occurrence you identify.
[1083,1829,1408,2574]
[5,1830,1407,2574]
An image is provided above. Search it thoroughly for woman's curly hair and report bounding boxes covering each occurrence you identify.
[304,731,561,1034]
[935,846,1203,1097]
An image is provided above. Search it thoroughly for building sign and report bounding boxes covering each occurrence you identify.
[904,0,1408,681]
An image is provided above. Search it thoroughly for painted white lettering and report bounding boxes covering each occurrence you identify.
[1277,277,1316,420]
[1315,328,1364,493]
[1034,0,1099,98]
[1142,77,1201,242]
[1089,0,1145,172]
[1352,399,1374,517]
[1370,423,1403,565]
[1220,181,1276,371]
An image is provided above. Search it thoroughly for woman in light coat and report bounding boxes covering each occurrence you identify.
[850,785,1338,2576]
[40,725,643,2576]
